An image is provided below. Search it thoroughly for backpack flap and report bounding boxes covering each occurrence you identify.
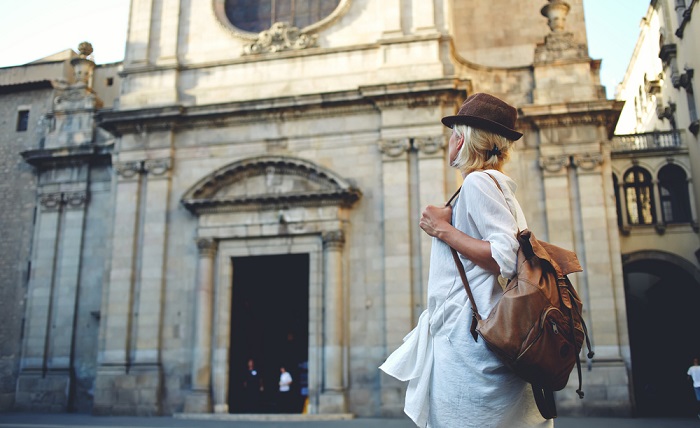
[518,230,582,276]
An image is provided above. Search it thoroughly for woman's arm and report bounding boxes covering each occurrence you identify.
[419,204,500,275]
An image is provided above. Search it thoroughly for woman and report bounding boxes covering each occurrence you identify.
[380,93,551,427]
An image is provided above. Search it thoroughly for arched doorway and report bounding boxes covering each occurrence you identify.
[623,251,700,417]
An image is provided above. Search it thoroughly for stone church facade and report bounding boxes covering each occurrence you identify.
[4,0,690,418]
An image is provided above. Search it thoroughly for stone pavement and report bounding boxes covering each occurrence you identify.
[1,413,699,428]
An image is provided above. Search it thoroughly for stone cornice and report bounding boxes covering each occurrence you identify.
[519,99,624,139]
[21,144,113,169]
[97,79,469,136]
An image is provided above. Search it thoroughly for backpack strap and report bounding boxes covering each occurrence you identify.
[445,187,482,342]
[532,386,558,419]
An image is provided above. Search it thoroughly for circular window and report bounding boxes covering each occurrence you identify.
[214,0,347,39]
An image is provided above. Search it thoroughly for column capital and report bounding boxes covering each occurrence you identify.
[539,154,570,174]
[378,139,410,158]
[114,161,143,180]
[196,238,218,257]
[64,191,88,209]
[322,231,345,249]
[572,152,604,173]
[39,192,63,211]
[144,158,172,176]
[413,136,445,156]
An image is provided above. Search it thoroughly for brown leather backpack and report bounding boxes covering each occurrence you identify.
[446,176,594,419]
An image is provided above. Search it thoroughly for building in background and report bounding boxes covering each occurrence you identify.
[0,0,693,418]
[612,0,699,417]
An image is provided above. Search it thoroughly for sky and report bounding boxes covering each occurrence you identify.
[0,0,650,99]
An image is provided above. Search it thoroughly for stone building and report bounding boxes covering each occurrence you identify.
[0,0,663,418]
[612,0,700,417]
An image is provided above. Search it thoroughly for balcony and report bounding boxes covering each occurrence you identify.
[611,130,684,154]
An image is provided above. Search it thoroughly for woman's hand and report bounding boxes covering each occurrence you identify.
[419,205,453,239]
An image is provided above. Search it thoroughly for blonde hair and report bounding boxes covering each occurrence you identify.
[450,124,515,175]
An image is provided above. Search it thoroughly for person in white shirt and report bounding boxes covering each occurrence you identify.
[380,93,549,428]
[278,366,293,413]
[687,357,700,418]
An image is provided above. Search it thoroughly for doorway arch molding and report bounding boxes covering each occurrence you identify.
[622,250,700,285]
[181,155,361,414]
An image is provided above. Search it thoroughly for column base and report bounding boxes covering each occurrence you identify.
[93,363,163,416]
[15,368,70,412]
[557,359,632,417]
[318,390,347,414]
[184,390,212,413]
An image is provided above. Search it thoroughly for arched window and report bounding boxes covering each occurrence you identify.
[624,167,655,225]
[658,164,691,224]
[224,0,341,33]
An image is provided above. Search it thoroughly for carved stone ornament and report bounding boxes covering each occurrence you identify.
[114,161,142,179]
[535,0,587,63]
[40,193,63,210]
[196,238,218,257]
[64,191,88,208]
[144,158,172,176]
[541,0,570,33]
[539,155,570,173]
[414,137,445,155]
[322,230,345,249]
[243,22,318,55]
[572,153,603,171]
[378,139,411,157]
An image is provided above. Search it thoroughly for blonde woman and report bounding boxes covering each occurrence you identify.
[381,93,550,427]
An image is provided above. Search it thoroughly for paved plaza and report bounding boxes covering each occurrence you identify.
[1,413,700,428]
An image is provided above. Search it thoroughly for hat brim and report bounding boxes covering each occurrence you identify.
[441,115,523,141]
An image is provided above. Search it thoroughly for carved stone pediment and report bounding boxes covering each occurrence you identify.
[182,156,361,213]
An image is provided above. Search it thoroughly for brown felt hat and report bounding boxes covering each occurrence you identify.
[441,93,523,141]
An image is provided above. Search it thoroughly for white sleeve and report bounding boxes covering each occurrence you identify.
[459,172,519,279]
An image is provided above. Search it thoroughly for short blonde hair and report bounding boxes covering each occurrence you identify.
[450,124,515,174]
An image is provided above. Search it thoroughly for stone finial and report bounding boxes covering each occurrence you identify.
[541,0,571,33]
[78,41,94,58]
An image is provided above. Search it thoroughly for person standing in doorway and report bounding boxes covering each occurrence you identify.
[242,358,264,413]
[278,366,293,413]
[688,357,700,418]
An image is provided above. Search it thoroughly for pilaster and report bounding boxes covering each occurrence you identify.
[184,238,217,413]
[319,230,347,413]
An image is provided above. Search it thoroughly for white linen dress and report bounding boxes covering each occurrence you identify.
[380,170,553,428]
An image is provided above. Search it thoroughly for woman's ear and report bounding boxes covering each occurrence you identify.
[456,136,464,151]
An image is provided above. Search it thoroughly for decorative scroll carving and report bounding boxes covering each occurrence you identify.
[144,158,172,176]
[196,238,218,257]
[378,139,411,158]
[40,193,63,211]
[572,153,603,171]
[114,161,143,179]
[243,22,318,55]
[64,191,88,209]
[539,155,570,173]
[413,136,445,155]
[322,230,345,249]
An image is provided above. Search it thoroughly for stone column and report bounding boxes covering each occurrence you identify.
[651,178,665,232]
[101,161,142,365]
[378,139,412,348]
[133,158,171,365]
[539,155,576,249]
[184,238,217,413]
[381,0,402,36]
[617,180,630,232]
[93,161,142,415]
[412,0,436,33]
[48,190,88,369]
[415,136,446,315]
[157,0,181,64]
[126,0,155,64]
[319,230,346,413]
